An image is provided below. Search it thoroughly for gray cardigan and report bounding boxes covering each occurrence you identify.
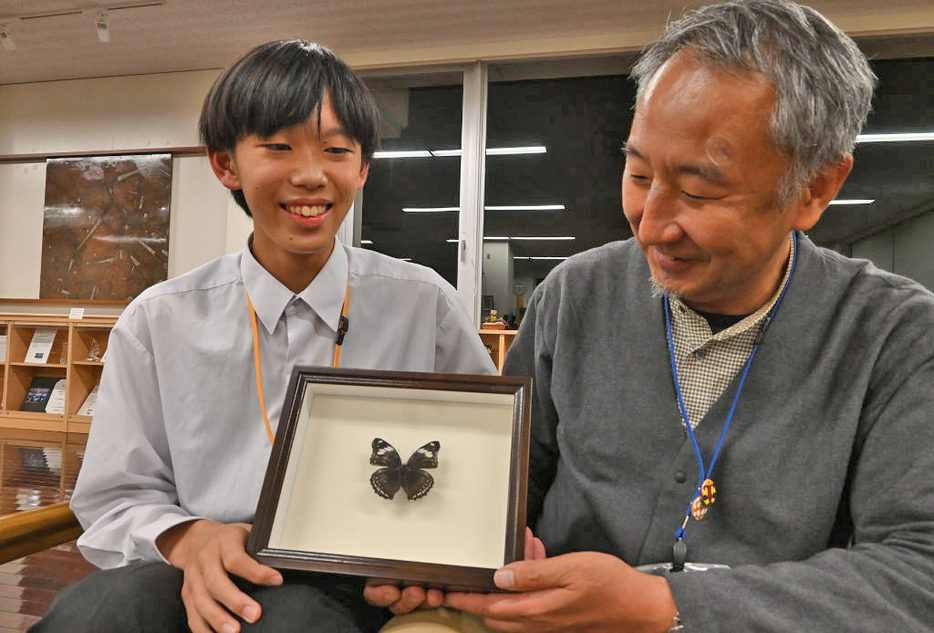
[504,233,934,630]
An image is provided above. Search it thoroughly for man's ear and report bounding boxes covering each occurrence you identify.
[206,148,242,191]
[791,154,854,231]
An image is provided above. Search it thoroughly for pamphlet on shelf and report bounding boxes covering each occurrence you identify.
[24,328,56,364]
[77,384,99,417]
[0,333,6,362]
[20,376,60,412]
[44,379,67,415]
[69,307,85,320]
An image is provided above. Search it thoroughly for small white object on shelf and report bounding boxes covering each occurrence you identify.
[77,384,99,417]
[24,327,56,364]
[44,379,67,414]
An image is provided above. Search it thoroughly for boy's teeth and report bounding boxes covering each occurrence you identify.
[288,205,326,217]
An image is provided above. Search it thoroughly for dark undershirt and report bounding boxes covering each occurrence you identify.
[694,309,750,334]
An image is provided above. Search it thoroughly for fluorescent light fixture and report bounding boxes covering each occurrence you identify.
[486,146,547,155]
[856,132,934,143]
[95,10,110,42]
[360,239,374,245]
[374,146,547,158]
[0,23,16,50]
[828,199,875,206]
[483,236,510,241]
[449,236,574,242]
[402,206,459,213]
[485,205,565,211]
[400,258,413,261]
[372,150,432,159]
[514,257,569,261]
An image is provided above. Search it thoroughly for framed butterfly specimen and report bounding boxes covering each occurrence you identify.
[248,366,532,591]
[369,438,440,500]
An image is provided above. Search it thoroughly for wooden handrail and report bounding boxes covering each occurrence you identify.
[0,501,83,564]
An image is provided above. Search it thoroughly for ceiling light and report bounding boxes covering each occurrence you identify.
[486,146,547,155]
[403,204,564,213]
[485,205,565,211]
[374,146,547,158]
[856,132,934,143]
[95,10,110,42]
[360,239,374,245]
[484,236,510,241]
[514,257,569,261]
[372,150,432,159]
[828,199,875,205]
[0,21,17,50]
[510,236,576,241]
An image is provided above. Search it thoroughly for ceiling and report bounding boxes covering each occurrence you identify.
[1,0,933,86]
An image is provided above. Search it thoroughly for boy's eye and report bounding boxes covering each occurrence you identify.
[263,143,291,151]
[325,147,353,155]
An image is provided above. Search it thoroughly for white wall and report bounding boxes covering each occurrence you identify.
[851,210,934,291]
[482,241,515,317]
[0,70,253,299]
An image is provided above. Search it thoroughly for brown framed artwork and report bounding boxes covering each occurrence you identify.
[40,154,172,301]
[247,367,532,592]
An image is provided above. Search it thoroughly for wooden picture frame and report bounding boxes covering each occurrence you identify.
[247,367,532,591]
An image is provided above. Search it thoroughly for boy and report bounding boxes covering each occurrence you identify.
[33,40,496,633]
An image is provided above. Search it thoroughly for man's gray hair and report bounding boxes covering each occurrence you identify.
[631,0,876,207]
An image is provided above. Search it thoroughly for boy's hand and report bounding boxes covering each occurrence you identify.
[362,527,546,616]
[157,519,283,633]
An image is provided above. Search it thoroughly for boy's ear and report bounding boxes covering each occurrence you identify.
[357,161,370,190]
[790,154,853,232]
[206,148,242,191]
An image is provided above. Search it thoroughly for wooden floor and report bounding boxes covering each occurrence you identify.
[0,429,96,632]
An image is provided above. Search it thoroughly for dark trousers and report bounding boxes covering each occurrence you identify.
[29,561,392,632]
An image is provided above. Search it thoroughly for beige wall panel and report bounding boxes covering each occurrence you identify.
[0,162,45,298]
[0,70,218,156]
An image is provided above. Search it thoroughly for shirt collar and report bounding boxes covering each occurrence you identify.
[669,232,796,341]
[240,237,349,335]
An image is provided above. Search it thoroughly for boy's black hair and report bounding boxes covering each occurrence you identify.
[199,40,379,216]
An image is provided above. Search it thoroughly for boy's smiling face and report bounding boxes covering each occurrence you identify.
[209,94,369,291]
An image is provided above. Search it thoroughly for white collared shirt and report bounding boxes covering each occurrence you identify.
[72,239,497,568]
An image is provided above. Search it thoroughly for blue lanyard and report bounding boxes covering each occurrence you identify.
[664,232,798,552]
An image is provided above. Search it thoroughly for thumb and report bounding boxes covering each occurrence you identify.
[493,555,569,592]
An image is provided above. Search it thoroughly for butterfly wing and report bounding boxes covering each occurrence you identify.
[402,441,440,500]
[370,438,403,500]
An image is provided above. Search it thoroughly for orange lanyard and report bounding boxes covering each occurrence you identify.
[246,283,349,444]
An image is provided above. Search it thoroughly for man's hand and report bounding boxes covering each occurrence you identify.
[363,527,546,616]
[443,551,678,633]
[157,519,283,633]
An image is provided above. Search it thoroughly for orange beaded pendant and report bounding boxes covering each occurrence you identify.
[690,478,717,520]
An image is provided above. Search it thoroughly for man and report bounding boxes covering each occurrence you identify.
[34,40,495,633]
[372,0,934,630]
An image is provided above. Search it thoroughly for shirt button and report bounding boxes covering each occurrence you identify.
[695,349,707,361]
[675,471,687,483]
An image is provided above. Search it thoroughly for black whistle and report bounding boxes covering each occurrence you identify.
[336,315,349,345]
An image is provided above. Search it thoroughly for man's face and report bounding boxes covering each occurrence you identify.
[623,51,812,315]
[212,94,369,277]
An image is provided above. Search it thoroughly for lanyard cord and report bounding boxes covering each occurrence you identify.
[246,282,350,444]
[666,232,798,542]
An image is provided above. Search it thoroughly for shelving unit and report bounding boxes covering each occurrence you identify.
[478,328,518,374]
[0,314,116,434]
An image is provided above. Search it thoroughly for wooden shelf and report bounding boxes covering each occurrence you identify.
[478,329,518,374]
[1,310,116,434]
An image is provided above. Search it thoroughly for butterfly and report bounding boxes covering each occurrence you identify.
[369,438,441,501]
